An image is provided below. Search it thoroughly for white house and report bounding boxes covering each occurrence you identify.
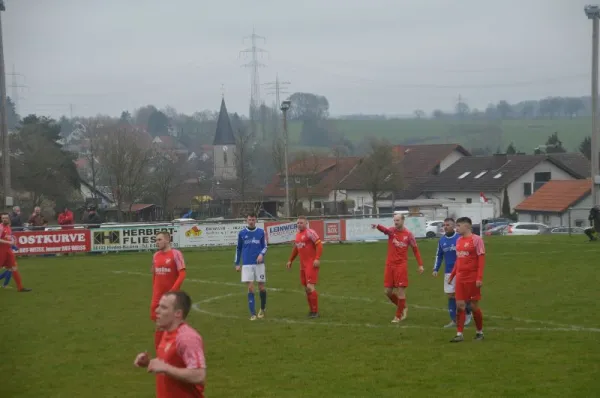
[515,179,598,227]
[417,153,590,218]
[333,144,470,213]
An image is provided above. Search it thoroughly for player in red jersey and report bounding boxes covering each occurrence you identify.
[448,217,485,342]
[0,213,31,292]
[286,216,323,318]
[372,213,423,323]
[134,291,206,398]
[151,231,187,348]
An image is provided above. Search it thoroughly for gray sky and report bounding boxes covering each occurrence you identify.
[4,0,595,118]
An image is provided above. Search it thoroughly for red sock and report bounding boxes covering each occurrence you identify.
[12,270,24,291]
[388,294,398,305]
[154,330,164,349]
[306,292,312,311]
[395,298,406,318]
[456,309,466,333]
[311,290,318,313]
[473,308,483,331]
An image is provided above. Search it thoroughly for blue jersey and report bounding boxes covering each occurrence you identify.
[434,233,459,273]
[235,227,267,266]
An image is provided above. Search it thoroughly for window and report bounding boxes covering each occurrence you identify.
[223,152,228,165]
[534,172,551,191]
[314,201,322,209]
[543,214,550,224]
[523,182,532,196]
[466,198,472,204]
[474,171,488,179]
[575,220,584,227]
[458,172,471,179]
[493,173,502,179]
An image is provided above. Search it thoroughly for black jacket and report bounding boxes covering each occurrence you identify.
[10,212,23,229]
[589,207,600,232]
[84,212,102,227]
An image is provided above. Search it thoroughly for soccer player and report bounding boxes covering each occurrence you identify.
[134,291,206,398]
[371,213,423,323]
[0,213,31,292]
[286,216,323,318]
[433,218,472,328]
[151,231,187,349]
[235,213,268,320]
[448,217,486,342]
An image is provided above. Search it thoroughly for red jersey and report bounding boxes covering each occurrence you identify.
[376,225,423,267]
[291,228,322,268]
[152,249,186,301]
[453,234,485,283]
[156,323,206,398]
[0,224,13,252]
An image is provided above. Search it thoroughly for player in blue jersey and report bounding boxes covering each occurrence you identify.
[235,213,268,321]
[433,218,472,328]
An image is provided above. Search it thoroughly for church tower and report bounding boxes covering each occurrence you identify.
[213,97,237,180]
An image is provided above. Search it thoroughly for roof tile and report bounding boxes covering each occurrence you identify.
[515,179,591,213]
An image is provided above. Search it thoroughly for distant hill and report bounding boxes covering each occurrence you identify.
[286,117,592,153]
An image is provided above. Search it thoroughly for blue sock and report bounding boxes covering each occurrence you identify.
[3,271,11,287]
[247,292,256,316]
[0,270,8,281]
[466,302,472,315]
[259,290,267,310]
[448,297,457,322]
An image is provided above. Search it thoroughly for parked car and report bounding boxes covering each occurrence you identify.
[549,226,585,234]
[504,222,550,235]
[485,224,508,236]
[484,221,510,231]
[425,220,444,238]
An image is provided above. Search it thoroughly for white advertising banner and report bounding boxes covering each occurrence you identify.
[90,226,180,252]
[177,222,265,247]
[345,217,426,241]
[265,222,297,244]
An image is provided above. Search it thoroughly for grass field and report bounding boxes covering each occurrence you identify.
[287,118,592,153]
[2,236,600,397]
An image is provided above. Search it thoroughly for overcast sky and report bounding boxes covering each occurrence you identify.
[4,0,595,118]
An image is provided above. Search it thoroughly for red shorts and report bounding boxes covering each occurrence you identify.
[384,265,408,288]
[455,280,481,301]
[300,267,319,286]
[0,250,17,269]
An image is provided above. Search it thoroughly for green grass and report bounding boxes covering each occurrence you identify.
[287,118,592,153]
[2,236,600,397]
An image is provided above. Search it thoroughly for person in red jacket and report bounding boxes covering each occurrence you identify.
[57,207,74,230]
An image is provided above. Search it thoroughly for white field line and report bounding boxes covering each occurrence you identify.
[113,270,600,333]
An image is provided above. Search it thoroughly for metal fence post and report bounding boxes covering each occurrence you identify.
[568,208,572,237]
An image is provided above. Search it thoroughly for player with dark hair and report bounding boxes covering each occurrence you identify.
[134,291,206,398]
[287,216,323,318]
[151,231,187,348]
[235,213,268,320]
[433,217,472,328]
[372,213,423,323]
[0,213,31,292]
[449,217,486,342]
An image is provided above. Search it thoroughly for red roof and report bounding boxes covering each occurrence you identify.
[515,179,591,213]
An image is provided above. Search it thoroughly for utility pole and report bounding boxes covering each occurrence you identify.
[586,5,600,206]
[281,100,291,217]
[240,29,267,133]
[0,1,12,208]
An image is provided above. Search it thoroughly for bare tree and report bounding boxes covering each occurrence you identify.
[291,150,323,213]
[359,139,403,215]
[271,137,286,175]
[234,123,255,201]
[82,117,111,204]
[331,145,350,213]
[149,150,190,219]
[97,125,154,221]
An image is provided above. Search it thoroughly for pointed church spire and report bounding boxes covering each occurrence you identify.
[213,97,236,145]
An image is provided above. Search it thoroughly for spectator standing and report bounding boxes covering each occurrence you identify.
[83,206,102,228]
[57,207,75,229]
[28,207,48,230]
[10,206,23,231]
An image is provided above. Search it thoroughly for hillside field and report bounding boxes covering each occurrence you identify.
[1,236,599,397]
[287,117,592,153]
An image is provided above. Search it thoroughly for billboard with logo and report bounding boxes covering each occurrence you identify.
[91,226,179,252]
[177,223,264,247]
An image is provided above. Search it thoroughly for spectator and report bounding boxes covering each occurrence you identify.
[10,206,23,231]
[28,207,48,230]
[84,206,102,228]
[57,206,75,229]
[584,205,600,242]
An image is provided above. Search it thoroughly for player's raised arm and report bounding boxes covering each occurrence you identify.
[371,224,393,235]
[474,235,486,285]
[234,231,243,268]
[170,250,187,291]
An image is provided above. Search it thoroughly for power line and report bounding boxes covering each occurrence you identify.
[240,29,267,113]
[8,65,27,115]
